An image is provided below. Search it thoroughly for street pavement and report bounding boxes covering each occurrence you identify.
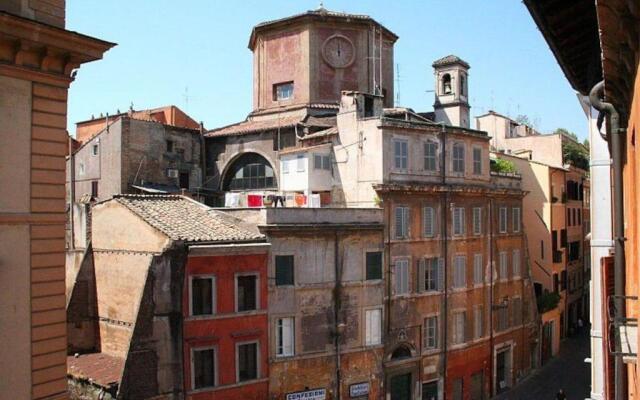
[493,329,590,400]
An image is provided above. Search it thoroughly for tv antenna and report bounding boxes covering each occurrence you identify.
[395,63,401,105]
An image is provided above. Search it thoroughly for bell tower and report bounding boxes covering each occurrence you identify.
[432,55,470,128]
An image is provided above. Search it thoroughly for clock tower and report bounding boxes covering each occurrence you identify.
[248,6,398,115]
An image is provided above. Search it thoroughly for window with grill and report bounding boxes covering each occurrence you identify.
[366,251,383,280]
[275,255,294,286]
[190,276,215,316]
[472,207,482,235]
[236,275,258,312]
[424,316,438,349]
[276,317,294,357]
[473,147,482,174]
[499,251,508,280]
[453,255,466,288]
[192,347,216,389]
[395,206,410,239]
[423,206,435,237]
[452,311,466,345]
[473,254,483,285]
[224,153,276,190]
[512,249,521,277]
[452,207,465,236]
[394,139,408,170]
[237,342,258,381]
[499,207,508,233]
[424,141,437,171]
[452,143,465,173]
[395,259,409,295]
[513,207,521,232]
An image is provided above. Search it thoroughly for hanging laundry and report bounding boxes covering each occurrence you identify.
[308,194,321,208]
[247,194,263,207]
[294,193,307,207]
[225,192,240,207]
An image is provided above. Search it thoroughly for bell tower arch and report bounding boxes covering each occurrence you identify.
[432,55,471,128]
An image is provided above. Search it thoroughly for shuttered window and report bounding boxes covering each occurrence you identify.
[395,259,410,295]
[395,206,410,239]
[453,143,465,173]
[394,139,408,170]
[453,207,465,236]
[499,207,508,233]
[452,311,466,344]
[419,257,443,292]
[453,255,466,289]
[275,255,294,286]
[473,254,483,285]
[472,207,482,235]
[499,251,508,280]
[474,307,483,339]
[423,206,435,237]
[473,147,482,174]
[513,207,521,232]
[512,249,521,278]
[424,316,438,349]
[276,317,294,357]
[424,141,437,171]
[365,309,382,345]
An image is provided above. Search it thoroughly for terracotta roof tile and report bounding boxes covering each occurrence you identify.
[68,352,124,387]
[113,194,263,243]
[432,54,470,68]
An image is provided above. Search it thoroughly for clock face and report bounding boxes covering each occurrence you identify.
[322,35,355,69]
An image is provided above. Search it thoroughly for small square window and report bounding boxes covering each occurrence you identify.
[274,82,294,101]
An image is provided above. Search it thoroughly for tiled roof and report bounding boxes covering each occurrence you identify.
[68,352,124,387]
[432,54,470,68]
[113,194,264,243]
[205,113,337,138]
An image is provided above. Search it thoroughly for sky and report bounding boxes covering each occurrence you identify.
[66,0,588,140]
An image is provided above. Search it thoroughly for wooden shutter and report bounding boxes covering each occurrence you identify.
[365,310,372,344]
[395,207,403,238]
[438,258,445,291]
[282,317,294,356]
[403,207,410,238]
[424,207,434,237]
[418,258,426,292]
[371,309,381,344]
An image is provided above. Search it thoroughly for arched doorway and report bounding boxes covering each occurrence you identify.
[221,152,277,191]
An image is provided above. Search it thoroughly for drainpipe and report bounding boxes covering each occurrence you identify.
[333,230,342,400]
[69,136,75,250]
[489,198,495,396]
[440,125,449,399]
[589,80,626,400]
[563,170,568,336]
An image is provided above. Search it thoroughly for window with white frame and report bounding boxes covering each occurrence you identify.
[513,207,521,233]
[424,316,438,350]
[423,206,435,237]
[472,147,482,174]
[190,276,215,316]
[365,308,382,345]
[474,306,483,339]
[424,141,437,171]
[236,274,258,312]
[296,154,305,172]
[499,251,508,280]
[236,342,258,382]
[395,206,410,239]
[419,257,442,292]
[473,254,483,285]
[472,207,482,235]
[314,154,331,170]
[452,311,466,345]
[282,159,289,174]
[452,143,465,173]
[276,317,294,357]
[512,249,521,278]
[453,207,465,236]
[192,347,216,389]
[394,139,408,170]
[453,255,466,289]
[395,259,409,295]
[499,207,508,233]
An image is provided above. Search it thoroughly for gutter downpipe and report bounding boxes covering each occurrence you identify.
[334,230,342,400]
[589,80,626,400]
[440,124,449,400]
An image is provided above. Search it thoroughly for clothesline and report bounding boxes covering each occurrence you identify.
[224,191,322,208]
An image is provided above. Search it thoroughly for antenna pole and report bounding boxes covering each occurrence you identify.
[372,26,377,95]
[379,28,383,96]
[395,63,401,105]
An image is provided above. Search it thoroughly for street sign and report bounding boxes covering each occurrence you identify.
[349,382,370,398]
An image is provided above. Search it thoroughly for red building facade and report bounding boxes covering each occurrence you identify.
[183,248,270,400]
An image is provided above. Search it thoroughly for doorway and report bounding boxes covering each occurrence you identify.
[496,347,511,393]
[390,373,412,400]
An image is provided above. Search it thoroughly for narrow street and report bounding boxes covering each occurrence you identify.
[495,330,590,400]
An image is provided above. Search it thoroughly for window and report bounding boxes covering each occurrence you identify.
[166,140,174,153]
[452,143,465,173]
[453,378,463,400]
[453,255,466,289]
[224,153,276,190]
[499,251,508,280]
[474,306,483,339]
[540,240,544,259]
[275,255,294,286]
[395,259,409,295]
[237,342,258,382]
[79,162,85,176]
[296,154,305,172]
[314,154,331,170]
[472,207,482,235]
[274,82,293,101]
[512,250,521,278]
[423,206,435,237]
[499,207,508,233]
[91,144,99,156]
[91,181,99,198]
[394,139,408,170]
[236,275,258,312]
[512,207,521,233]
[569,241,580,262]
[497,307,509,331]
[473,147,482,174]
[512,298,522,326]
[282,158,289,174]
[192,347,216,389]
[179,172,189,189]
[452,311,466,345]
[473,254,483,285]
[365,309,382,345]
[423,381,439,400]
[395,206,410,239]
[276,317,294,357]
[419,257,442,292]
[442,73,452,94]
[366,251,383,280]
[190,276,215,316]
[424,141,437,171]
[453,207,465,236]
[424,316,438,349]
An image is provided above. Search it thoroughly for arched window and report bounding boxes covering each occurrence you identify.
[391,345,412,360]
[442,74,452,95]
[223,153,276,191]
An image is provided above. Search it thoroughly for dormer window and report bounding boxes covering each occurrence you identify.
[442,74,452,95]
[274,82,294,101]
